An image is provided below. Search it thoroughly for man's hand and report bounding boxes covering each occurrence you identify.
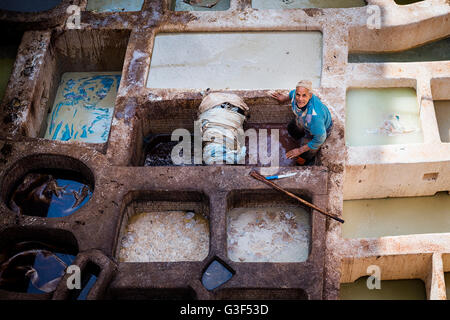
[268,90,289,103]
[286,145,311,159]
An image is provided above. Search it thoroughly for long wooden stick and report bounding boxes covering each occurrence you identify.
[250,171,344,224]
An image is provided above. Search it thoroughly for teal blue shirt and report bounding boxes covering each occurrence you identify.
[289,90,333,150]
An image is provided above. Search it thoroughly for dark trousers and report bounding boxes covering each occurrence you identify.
[287,119,322,162]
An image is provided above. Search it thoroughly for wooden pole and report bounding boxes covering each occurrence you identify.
[250,171,344,224]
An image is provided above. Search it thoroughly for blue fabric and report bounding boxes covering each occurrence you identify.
[289,90,333,150]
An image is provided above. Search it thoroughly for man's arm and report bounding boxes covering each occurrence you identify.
[268,90,290,104]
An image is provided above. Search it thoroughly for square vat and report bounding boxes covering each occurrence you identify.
[38,30,130,143]
[348,37,450,63]
[345,88,423,147]
[226,190,312,263]
[147,32,323,90]
[44,72,121,143]
[86,0,144,12]
[139,99,305,167]
[0,0,62,12]
[340,277,426,300]
[434,100,450,143]
[116,191,210,262]
[252,0,366,9]
[342,192,450,239]
[171,0,230,11]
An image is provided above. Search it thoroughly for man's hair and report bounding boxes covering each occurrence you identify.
[296,80,312,92]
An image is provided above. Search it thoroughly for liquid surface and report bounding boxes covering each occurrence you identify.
[9,172,93,218]
[340,276,427,300]
[0,241,76,294]
[0,45,17,102]
[87,0,144,12]
[119,211,210,262]
[173,0,230,11]
[227,207,311,262]
[202,260,233,291]
[147,32,322,90]
[345,88,423,146]
[252,0,366,9]
[45,72,121,143]
[0,0,62,12]
[445,272,449,300]
[342,192,450,239]
[349,37,450,63]
[434,100,450,143]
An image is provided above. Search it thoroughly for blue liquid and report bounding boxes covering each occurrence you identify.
[46,179,92,218]
[202,260,233,291]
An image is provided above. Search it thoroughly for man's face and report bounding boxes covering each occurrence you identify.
[295,87,312,108]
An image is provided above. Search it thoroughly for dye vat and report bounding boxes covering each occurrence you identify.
[143,124,304,167]
[0,45,17,102]
[172,0,230,11]
[201,260,233,291]
[147,32,322,90]
[340,276,426,300]
[345,88,423,147]
[434,100,450,143]
[0,241,75,294]
[394,0,424,5]
[8,170,93,218]
[44,72,121,143]
[0,0,62,12]
[446,272,450,300]
[252,0,366,9]
[87,0,144,12]
[342,192,450,239]
[144,134,199,166]
[227,207,311,262]
[349,37,450,63]
[119,211,209,262]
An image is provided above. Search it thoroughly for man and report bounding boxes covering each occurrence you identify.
[270,80,333,165]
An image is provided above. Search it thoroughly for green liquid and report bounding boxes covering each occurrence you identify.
[349,37,450,63]
[0,45,17,102]
[173,0,230,11]
[87,0,144,12]
[345,88,423,146]
[434,100,450,143]
[340,276,426,300]
[342,193,450,239]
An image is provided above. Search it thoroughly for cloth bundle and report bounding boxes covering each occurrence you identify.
[198,93,249,165]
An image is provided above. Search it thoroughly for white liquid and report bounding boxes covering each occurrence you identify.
[342,193,450,239]
[340,277,426,300]
[44,72,121,144]
[87,0,144,12]
[173,0,230,11]
[252,0,366,9]
[119,211,210,262]
[147,32,323,90]
[227,207,311,262]
[345,88,423,146]
[434,100,450,143]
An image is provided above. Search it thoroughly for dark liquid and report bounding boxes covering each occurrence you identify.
[143,124,302,167]
[0,241,76,294]
[9,169,93,218]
